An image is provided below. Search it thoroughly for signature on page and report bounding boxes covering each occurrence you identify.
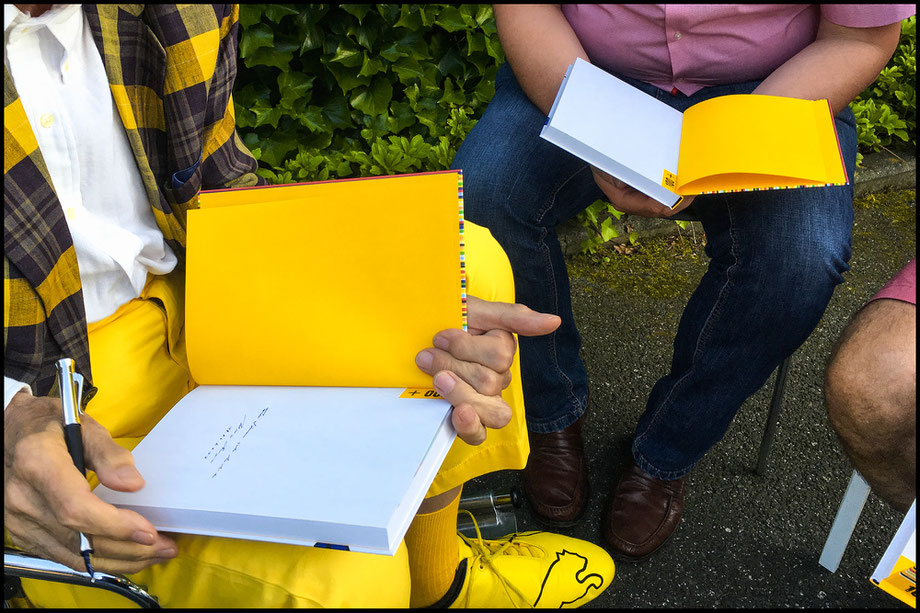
[204,407,270,478]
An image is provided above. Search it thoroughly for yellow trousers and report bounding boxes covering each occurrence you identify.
[22,222,528,608]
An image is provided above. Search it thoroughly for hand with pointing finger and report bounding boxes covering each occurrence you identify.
[414,295,561,445]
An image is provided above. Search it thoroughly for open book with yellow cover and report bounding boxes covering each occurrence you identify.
[871,500,916,608]
[541,57,848,208]
[94,171,466,555]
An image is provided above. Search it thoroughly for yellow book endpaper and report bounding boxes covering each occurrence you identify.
[872,556,916,608]
[186,171,464,388]
[675,94,847,195]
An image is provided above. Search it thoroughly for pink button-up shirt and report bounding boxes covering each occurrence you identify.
[562,4,916,95]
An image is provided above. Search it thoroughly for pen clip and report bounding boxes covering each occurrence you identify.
[72,372,84,415]
[55,358,81,425]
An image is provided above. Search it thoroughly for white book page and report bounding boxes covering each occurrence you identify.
[95,385,454,551]
[546,58,683,188]
[872,501,916,583]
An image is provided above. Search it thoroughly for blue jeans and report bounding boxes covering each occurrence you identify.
[453,63,856,480]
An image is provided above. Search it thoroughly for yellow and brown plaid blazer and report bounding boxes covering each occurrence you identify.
[4,4,262,401]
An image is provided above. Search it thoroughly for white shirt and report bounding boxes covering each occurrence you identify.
[4,4,178,408]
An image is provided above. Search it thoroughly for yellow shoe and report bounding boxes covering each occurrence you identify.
[437,527,615,608]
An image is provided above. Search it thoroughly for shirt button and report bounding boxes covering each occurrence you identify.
[40,114,55,128]
[674,32,682,40]
[65,207,76,219]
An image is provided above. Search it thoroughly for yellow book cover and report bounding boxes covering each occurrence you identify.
[871,501,916,608]
[185,170,466,388]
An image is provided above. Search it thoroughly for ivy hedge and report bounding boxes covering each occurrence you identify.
[233,5,916,248]
[234,3,501,184]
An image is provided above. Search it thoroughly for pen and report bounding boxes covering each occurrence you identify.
[55,358,95,580]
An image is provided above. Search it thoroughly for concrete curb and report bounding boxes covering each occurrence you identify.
[558,148,916,256]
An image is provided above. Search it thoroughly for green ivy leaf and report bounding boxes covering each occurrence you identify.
[394,29,429,60]
[394,4,422,29]
[437,47,465,79]
[244,47,294,71]
[278,71,316,107]
[249,98,282,128]
[330,39,364,68]
[340,4,372,23]
[435,6,468,32]
[600,218,618,242]
[607,204,624,219]
[264,4,299,23]
[324,61,372,92]
[379,42,408,62]
[259,132,299,168]
[358,53,387,77]
[239,4,264,29]
[439,78,466,105]
[239,23,273,59]
[474,5,493,26]
[299,106,327,133]
[323,95,353,130]
[392,57,426,83]
[350,77,394,116]
[298,21,324,54]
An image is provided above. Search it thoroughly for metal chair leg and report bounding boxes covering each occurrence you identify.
[457,488,522,539]
[819,470,871,572]
[756,355,793,476]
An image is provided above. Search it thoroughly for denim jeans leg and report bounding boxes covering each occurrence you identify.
[632,107,858,480]
[452,63,605,432]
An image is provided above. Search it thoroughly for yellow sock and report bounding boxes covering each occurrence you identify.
[405,487,463,608]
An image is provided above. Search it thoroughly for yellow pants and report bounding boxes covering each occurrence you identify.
[22,222,528,608]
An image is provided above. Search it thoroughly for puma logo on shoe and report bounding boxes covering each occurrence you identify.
[532,549,606,607]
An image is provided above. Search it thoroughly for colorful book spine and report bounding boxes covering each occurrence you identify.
[458,170,468,332]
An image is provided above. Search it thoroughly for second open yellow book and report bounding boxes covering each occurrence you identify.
[541,58,848,207]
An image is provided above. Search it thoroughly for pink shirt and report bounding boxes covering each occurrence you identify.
[562,4,916,95]
[871,258,916,305]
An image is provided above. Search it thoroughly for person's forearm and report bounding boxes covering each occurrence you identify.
[493,4,590,115]
[753,19,902,115]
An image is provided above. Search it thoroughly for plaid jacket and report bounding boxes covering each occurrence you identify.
[4,4,262,401]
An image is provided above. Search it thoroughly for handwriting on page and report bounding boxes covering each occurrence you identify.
[204,407,270,478]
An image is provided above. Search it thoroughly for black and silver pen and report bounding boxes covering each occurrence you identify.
[55,358,95,579]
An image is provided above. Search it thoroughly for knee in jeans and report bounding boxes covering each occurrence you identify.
[763,238,848,305]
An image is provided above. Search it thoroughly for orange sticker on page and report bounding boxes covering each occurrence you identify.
[400,388,444,399]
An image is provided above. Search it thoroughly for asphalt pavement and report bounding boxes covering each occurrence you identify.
[464,185,916,608]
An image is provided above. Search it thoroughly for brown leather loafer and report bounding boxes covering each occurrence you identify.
[602,461,687,560]
[522,412,589,526]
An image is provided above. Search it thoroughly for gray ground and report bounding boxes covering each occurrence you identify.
[464,186,916,608]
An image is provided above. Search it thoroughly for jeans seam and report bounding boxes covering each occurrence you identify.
[528,165,593,429]
[634,197,739,478]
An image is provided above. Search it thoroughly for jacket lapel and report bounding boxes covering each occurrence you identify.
[4,66,89,370]
[83,4,169,222]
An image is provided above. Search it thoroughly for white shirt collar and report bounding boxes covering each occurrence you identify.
[4,4,84,54]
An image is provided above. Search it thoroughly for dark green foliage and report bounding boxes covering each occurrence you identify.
[233,4,501,183]
[851,16,915,165]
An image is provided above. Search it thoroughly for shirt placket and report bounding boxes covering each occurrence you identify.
[11,25,84,220]
[663,6,689,95]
